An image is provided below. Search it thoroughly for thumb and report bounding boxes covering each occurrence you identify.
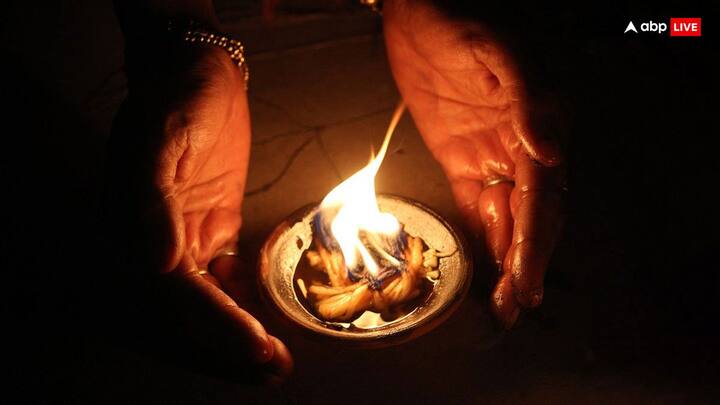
[124,263,284,383]
[510,94,564,167]
[172,269,275,365]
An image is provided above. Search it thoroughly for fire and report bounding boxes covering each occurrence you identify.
[319,102,406,276]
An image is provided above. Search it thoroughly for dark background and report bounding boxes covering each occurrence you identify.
[2,0,718,403]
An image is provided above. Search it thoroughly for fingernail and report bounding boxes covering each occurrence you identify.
[257,345,273,363]
[252,336,274,363]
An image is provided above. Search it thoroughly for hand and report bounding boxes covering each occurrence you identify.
[383,0,565,328]
[107,41,292,382]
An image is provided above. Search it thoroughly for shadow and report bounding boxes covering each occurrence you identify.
[2,53,109,400]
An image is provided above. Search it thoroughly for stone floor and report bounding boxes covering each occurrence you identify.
[242,35,459,241]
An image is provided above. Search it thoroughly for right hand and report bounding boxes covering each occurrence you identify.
[383,0,566,329]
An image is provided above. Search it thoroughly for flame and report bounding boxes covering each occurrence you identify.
[319,102,406,276]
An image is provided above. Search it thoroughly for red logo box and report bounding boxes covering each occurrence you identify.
[670,18,702,36]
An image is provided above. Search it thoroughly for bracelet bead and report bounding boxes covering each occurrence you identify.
[169,19,249,89]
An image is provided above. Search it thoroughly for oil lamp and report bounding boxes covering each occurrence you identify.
[258,103,471,346]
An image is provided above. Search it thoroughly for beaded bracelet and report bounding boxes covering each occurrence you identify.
[168,20,249,89]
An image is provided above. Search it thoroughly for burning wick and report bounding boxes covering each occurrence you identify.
[318,101,406,281]
[296,102,449,323]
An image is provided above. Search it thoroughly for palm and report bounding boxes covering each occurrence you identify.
[108,46,291,381]
[165,70,250,272]
[384,1,520,221]
[384,0,564,328]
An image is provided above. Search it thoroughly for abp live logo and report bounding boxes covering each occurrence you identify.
[625,17,702,37]
[670,18,702,36]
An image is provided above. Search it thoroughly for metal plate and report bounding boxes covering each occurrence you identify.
[258,195,472,347]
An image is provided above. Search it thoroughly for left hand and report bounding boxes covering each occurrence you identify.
[383,0,565,328]
[107,42,292,382]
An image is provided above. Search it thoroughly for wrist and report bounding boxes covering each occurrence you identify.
[171,20,249,87]
[114,1,220,49]
[120,18,248,90]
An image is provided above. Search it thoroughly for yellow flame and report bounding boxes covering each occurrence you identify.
[319,102,406,276]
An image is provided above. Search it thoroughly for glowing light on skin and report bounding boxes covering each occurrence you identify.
[319,102,406,276]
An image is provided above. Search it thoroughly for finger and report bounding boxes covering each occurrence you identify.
[432,136,485,235]
[478,182,513,269]
[261,335,294,385]
[505,154,564,308]
[173,268,275,365]
[139,258,280,383]
[479,181,517,329]
[448,178,484,235]
[184,208,242,266]
[471,39,562,167]
[209,254,260,310]
[510,96,563,167]
[497,121,525,163]
[434,136,485,180]
[198,268,222,288]
[208,257,294,384]
[490,272,521,330]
